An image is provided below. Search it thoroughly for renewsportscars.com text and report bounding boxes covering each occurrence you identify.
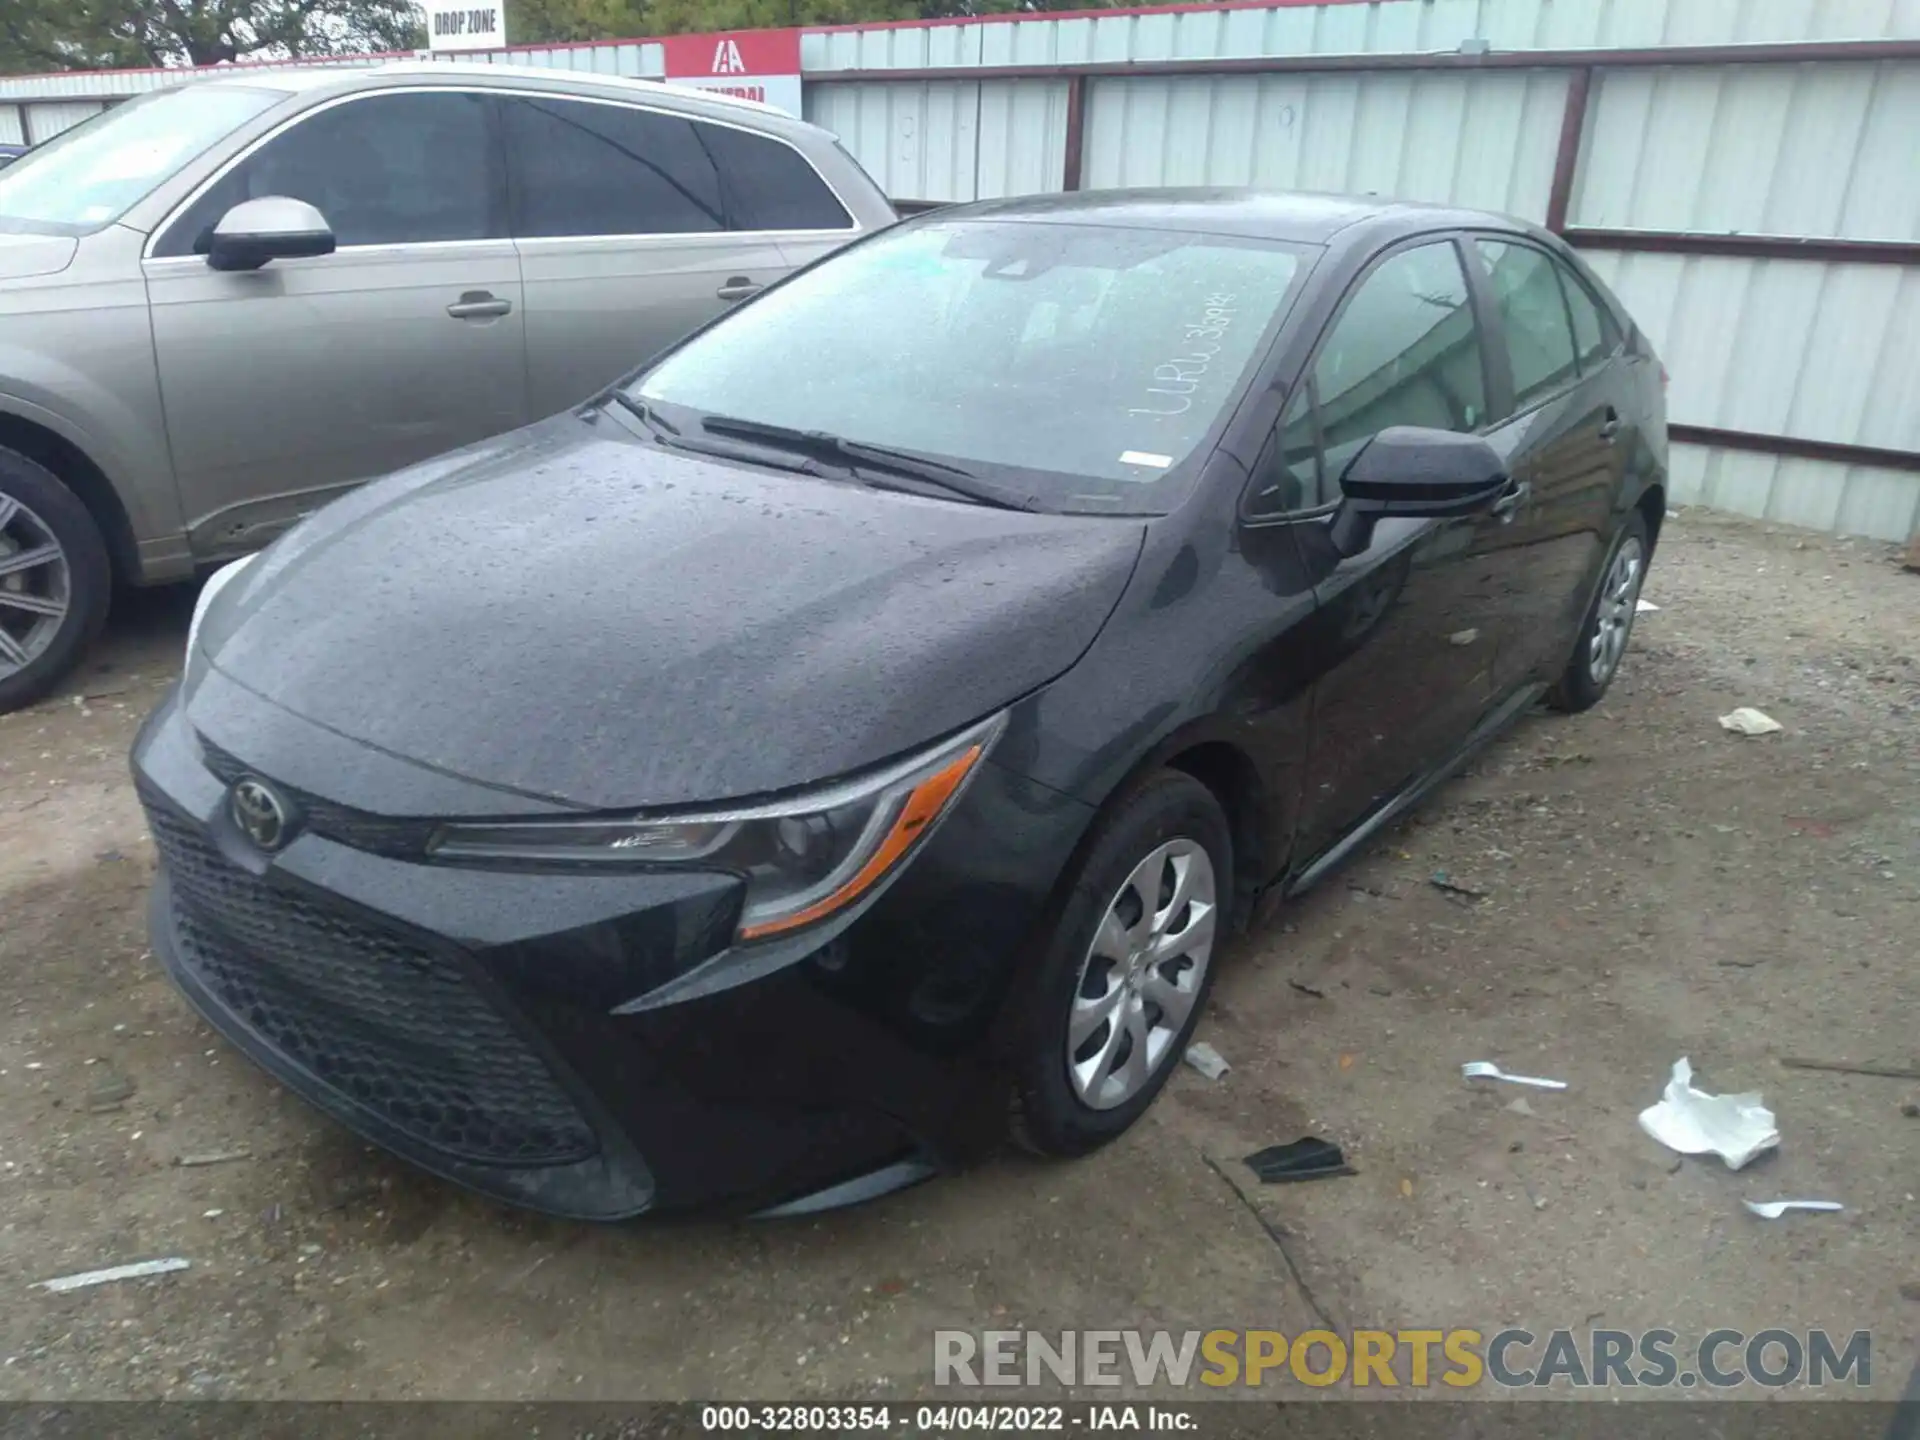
[933,1328,1872,1390]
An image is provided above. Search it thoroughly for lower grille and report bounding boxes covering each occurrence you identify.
[140,783,596,1168]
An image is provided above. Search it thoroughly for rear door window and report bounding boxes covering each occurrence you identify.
[505,96,725,238]
[700,123,851,231]
[1474,238,1580,413]
[155,91,500,256]
[1555,258,1617,372]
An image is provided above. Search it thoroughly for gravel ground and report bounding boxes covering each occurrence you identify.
[0,510,1915,1403]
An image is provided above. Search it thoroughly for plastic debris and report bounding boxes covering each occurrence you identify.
[1636,598,1660,613]
[1719,707,1784,736]
[1462,1061,1568,1091]
[1504,1097,1536,1117]
[1743,1199,1842,1219]
[1184,1042,1230,1080]
[172,1149,251,1168]
[37,1258,190,1294]
[1638,1058,1779,1170]
[1244,1137,1354,1183]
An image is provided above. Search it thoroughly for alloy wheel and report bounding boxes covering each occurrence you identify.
[1587,535,1644,687]
[1066,838,1217,1111]
[0,492,71,681]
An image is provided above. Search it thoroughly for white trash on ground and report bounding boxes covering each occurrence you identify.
[1719,707,1784,736]
[1638,1058,1780,1170]
[1184,1042,1230,1080]
[1462,1061,1568,1090]
[1636,599,1660,613]
[1743,1199,1842,1219]
[37,1257,191,1294]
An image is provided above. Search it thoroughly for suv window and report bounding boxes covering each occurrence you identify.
[1556,258,1615,371]
[1249,239,1487,515]
[506,96,725,238]
[1475,238,1579,413]
[155,92,499,257]
[701,123,850,231]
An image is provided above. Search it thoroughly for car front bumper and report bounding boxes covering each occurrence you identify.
[132,684,1093,1219]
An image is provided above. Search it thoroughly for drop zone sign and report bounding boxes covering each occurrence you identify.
[662,29,802,118]
[424,0,504,51]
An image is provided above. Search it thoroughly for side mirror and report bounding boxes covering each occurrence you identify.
[1328,426,1510,557]
[205,196,336,273]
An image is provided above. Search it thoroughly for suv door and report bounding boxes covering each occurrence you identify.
[503,97,853,417]
[143,89,526,558]
[1247,237,1530,860]
[1467,235,1623,691]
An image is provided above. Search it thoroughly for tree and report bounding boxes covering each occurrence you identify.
[0,0,425,72]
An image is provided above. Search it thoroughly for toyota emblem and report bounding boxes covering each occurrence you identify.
[229,776,294,852]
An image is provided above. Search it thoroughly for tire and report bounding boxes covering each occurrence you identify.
[1546,509,1649,715]
[1010,769,1233,1157]
[0,447,112,714]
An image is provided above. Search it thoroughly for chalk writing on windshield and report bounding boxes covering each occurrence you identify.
[1129,293,1239,418]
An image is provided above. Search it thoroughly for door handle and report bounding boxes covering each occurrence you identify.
[1490,478,1530,523]
[716,277,762,302]
[1598,407,1622,443]
[447,291,512,320]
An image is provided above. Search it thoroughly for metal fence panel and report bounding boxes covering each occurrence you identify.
[805,78,1067,201]
[23,100,108,141]
[799,0,1920,73]
[1082,69,1569,222]
[1668,443,1920,541]
[1581,249,1920,454]
[1572,61,1920,241]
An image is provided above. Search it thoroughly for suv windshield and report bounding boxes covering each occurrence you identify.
[0,84,281,236]
[633,219,1309,514]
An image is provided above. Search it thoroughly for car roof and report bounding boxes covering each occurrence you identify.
[193,60,785,118]
[937,187,1540,247]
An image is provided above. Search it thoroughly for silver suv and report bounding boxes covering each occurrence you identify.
[0,64,893,709]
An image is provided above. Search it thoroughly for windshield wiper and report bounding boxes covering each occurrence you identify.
[609,393,825,475]
[698,414,1035,511]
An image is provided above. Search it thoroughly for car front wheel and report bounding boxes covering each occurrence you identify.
[0,447,112,714]
[1011,769,1232,1157]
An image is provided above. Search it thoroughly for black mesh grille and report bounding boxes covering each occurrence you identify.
[197,738,436,857]
[141,781,596,1168]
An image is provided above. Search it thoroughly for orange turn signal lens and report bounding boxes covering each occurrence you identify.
[737,743,984,941]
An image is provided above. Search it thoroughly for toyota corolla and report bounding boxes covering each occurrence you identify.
[133,190,1666,1220]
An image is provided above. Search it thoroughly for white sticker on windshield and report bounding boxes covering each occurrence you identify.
[1119,451,1173,469]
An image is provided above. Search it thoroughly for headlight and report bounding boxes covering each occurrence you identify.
[184,555,256,668]
[427,712,1005,941]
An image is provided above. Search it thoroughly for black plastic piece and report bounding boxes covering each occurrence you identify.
[1244,1137,1355,1183]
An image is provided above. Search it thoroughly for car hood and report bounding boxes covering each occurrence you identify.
[198,414,1145,811]
[0,231,77,281]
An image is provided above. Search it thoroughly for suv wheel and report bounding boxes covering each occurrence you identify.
[0,447,112,713]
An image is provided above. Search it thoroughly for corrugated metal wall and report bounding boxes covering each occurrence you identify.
[801,0,1920,71]
[1079,70,1568,220]
[1572,60,1920,240]
[805,79,1069,201]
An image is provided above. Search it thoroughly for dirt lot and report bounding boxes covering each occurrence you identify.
[0,511,1915,1404]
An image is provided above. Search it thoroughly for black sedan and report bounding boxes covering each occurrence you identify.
[133,189,1666,1220]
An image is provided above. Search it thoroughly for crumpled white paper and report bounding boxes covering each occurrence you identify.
[1638,1057,1780,1170]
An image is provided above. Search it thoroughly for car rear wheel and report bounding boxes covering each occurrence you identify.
[1011,769,1232,1157]
[0,448,112,714]
[1546,509,1648,714]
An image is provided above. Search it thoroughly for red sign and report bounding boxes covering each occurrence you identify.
[660,28,801,80]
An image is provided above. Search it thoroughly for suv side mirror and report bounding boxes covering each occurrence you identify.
[206,197,336,272]
[1328,426,1510,556]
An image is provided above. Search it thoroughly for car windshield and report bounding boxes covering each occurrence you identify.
[0,84,281,236]
[633,219,1310,514]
